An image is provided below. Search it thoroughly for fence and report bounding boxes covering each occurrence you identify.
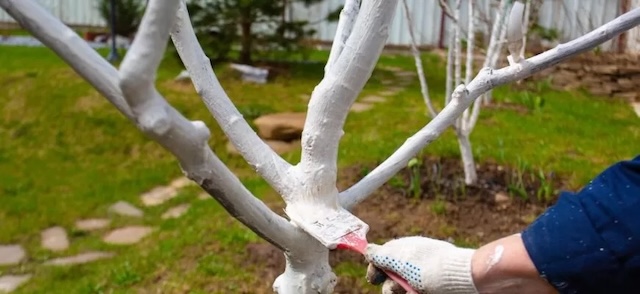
[0,0,636,52]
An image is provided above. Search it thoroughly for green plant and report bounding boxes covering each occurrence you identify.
[388,175,405,189]
[508,156,530,200]
[111,262,141,286]
[407,157,422,198]
[431,199,447,216]
[536,168,554,203]
[531,24,560,42]
[517,91,545,113]
[97,0,145,38]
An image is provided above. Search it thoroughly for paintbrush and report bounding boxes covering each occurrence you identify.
[286,206,417,293]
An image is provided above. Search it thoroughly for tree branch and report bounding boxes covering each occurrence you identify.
[297,0,398,203]
[0,0,305,252]
[340,7,640,209]
[325,0,361,73]
[469,0,511,130]
[438,0,457,22]
[170,2,294,197]
[402,0,437,118]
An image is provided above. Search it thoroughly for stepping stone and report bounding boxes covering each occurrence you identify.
[0,274,31,293]
[75,219,111,231]
[161,204,191,219]
[394,71,416,77]
[197,192,209,200]
[362,95,386,103]
[108,201,144,217]
[140,186,179,207]
[41,226,69,252]
[380,79,394,85]
[44,251,114,266]
[632,102,640,117]
[169,177,192,189]
[0,245,26,266]
[299,94,310,101]
[103,226,153,245]
[350,102,374,113]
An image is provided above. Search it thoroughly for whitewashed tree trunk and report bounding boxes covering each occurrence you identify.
[2,0,640,291]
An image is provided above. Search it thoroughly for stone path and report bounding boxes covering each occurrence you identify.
[0,275,31,293]
[41,227,69,252]
[348,66,415,114]
[0,176,198,292]
[631,102,640,117]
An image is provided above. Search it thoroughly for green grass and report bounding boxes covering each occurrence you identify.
[0,45,638,293]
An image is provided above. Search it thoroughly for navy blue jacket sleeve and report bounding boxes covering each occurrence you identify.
[521,155,640,294]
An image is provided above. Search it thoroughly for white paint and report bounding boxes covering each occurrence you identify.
[4,0,640,292]
[486,244,505,272]
[340,8,640,209]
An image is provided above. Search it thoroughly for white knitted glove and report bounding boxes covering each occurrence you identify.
[365,236,479,294]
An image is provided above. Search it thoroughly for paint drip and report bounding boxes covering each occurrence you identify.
[485,245,504,273]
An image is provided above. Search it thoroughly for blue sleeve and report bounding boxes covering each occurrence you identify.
[521,155,640,294]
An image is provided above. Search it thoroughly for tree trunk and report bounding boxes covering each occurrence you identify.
[239,15,253,64]
[273,243,336,293]
[456,131,477,185]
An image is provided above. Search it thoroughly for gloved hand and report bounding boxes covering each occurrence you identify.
[365,236,479,294]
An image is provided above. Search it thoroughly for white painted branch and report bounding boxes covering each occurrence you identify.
[402,0,437,118]
[298,0,398,204]
[0,0,307,256]
[521,0,531,58]
[170,2,293,197]
[325,0,361,73]
[438,0,457,22]
[456,130,477,184]
[340,7,640,209]
[507,1,526,64]
[461,0,476,132]
[453,0,463,88]
[445,23,455,105]
[0,0,132,119]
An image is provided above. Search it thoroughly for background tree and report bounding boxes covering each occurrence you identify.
[97,0,145,38]
[2,0,639,292]
[186,0,330,64]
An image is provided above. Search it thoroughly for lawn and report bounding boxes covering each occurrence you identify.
[0,44,638,293]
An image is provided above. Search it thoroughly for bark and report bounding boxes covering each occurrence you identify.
[456,130,477,185]
[239,11,253,64]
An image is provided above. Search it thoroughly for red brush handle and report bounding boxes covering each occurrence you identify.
[337,234,418,294]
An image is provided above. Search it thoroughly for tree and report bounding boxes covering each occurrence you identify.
[97,0,145,38]
[403,0,518,185]
[186,0,325,64]
[1,0,639,292]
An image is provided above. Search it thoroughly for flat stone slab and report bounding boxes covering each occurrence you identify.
[140,186,179,207]
[0,274,31,292]
[41,226,69,252]
[103,226,153,245]
[197,192,210,200]
[44,251,114,266]
[75,219,111,231]
[362,95,386,103]
[161,204,191,219]
[108,201,144,217]
[169,177,192,189]
[632,102,640,117]
[350,102,374,113]
[0,245,26,266]
[393,71,416,77]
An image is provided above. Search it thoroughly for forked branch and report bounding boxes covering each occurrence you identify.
[297,0,398,202]
[0,0,304,252]
[170,1,294,197]
[340,7,640,209]
[325,0,361,73]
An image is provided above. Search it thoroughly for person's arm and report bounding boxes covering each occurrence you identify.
[470,234,556,294]
[366,233,556,294]
[366,155,640,294]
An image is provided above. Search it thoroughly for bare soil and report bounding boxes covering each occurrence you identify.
[243,156,567,293]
